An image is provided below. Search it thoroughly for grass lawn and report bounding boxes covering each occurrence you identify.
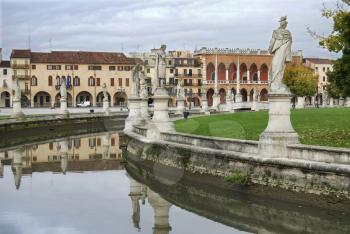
[175,108,350,148]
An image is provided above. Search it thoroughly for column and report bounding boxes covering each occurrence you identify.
[12,147,24,190]
[247,70,250,83]
[225,68,229,83]
[235,57,242,103]
[148,189,172,234]
[257,70,261,84]
[214,53,218,94]
[60,139,69,175]
[202,57,207,85]
[129,177,142,231]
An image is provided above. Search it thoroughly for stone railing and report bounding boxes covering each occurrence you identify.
[194,47,302,57]
[160,132,258,154]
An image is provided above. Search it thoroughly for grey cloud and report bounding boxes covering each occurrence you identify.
[0,0,340,59]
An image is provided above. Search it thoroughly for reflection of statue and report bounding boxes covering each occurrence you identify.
[102,83,108,101]
[139,71,148,99]
[153,45,167,90]
[268,16,292,94]
[176,80,184,99]
[131,64,142,98]
[60,77,67,100]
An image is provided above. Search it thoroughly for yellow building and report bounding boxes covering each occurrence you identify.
[10,49,142,107]
[0,48,12,107]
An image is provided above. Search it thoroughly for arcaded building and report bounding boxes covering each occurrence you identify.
[9,49,141,108]
[194,47,303,106]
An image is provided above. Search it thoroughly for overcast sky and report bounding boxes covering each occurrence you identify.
[0,0,341,59]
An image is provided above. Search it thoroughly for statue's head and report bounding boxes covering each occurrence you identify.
[160,44,167,51]
[279,16,288,29]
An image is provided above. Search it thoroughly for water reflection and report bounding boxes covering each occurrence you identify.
[0,132,349,234]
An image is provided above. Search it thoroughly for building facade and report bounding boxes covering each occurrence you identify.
[0,48,12,107]
[195,47,303,107]
[303,58,334,93]
[9,49,141,108]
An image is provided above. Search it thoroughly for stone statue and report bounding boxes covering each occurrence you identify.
[322,90,328,105]
[60,77,67,100]
[102,83,108,101]
[153,45,167,89]
[268,16,292,94]
[131,64,142,98]
[139,71,148,99]
[176,79,185,99]
[253,87,258,101]
[13,78,21,100]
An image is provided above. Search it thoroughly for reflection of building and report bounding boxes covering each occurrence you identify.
[9,49,142,108]
[0,48,12,107]
[303,58,334,92]
[194,47,303,107]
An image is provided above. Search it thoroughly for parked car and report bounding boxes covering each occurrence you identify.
[77,101,91,107]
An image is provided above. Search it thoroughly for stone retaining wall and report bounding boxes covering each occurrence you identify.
[126,131,350,198]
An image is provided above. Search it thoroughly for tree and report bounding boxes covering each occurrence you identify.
[311,1,350,96]
[283,64,318,97]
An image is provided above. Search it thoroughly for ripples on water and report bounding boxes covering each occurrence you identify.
[0,131,349,234]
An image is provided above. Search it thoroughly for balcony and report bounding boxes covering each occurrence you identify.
[23,90,30,95]
[12,64,30,69]
[55,85,73,90]
[12,75,30,80]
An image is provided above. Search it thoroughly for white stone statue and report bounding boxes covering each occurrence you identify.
[322,90,328,105]
[13,78,21,100]
[131,64,142,98]
[176,80,185,99]
[60,77,67,100]
[253,87,258,101]
[102,83,108,101]
[268,16,292,94]
[153,45,167,89]
[139,71,148,99]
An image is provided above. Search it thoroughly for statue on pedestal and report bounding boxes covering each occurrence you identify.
[153,45,167,90]
[13,78,21,101]
[176,80,185,99]
[253,87,258,101]
[268,16,292,94]
[131,64,142,98]
[102,83,108,101]
[139,71,148,99]
[60,77,67,101]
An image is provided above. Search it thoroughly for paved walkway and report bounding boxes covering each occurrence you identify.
[0,107,128,116]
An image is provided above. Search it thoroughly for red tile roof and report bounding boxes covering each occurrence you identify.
[10,49,142,65]
[304,58,334,65]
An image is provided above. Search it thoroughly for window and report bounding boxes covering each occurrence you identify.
[97,138,101,146]
[56,76,61,86]
[3,80,8,89]
[169,78,174,85]
[189,79,193,86]
[168,60,172,66]
[170,69,174,74]
[118,78,123,86]
[111,138,115,146]
[65,65,73,70]
[48,76,53,86]
[146,68,150,73]
[66,76,72,87]
[109,66,116,71]
[73,139,81,149]
[3,69,7,75]
[184,69,188,76]
[189,69,192,76]
[323,76,326,82]
[89,138,96,148]
[31,76,38,86]
[145,60,149,65]
[31,65,36,70]
[88,77,95,86]
[327,67,330,71]
[47,65,52,70]
[47,65,61,70]
[198,69,201,75]
[117,66,124,71]
[124,66,131,71]
[46,96,50,102]
[96,78,100,86]
[73,76,80,86]
[25,83,28,92]
[110,78,115,86]
[175,69,178,76]
[315,67,318,72]
[49,142,53,150]
[125,78,129,87]
[88,65,102,70]
[323,67,325,72]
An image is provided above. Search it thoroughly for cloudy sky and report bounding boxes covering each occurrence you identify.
[0,0,341,59]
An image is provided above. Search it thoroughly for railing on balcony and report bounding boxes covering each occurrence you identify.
[12,64,30,69]
[174,73,202,78]
[12,75,30,80]
[55,85,73,90]
[24,90,30,95]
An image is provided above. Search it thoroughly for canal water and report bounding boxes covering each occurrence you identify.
[0,131,349,234]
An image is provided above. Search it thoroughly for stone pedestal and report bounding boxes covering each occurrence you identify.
[345,97,350,107]
[339,97,345,106]
[329,97,334,107]
[60,98,69,117]
[251,100,258,111]
[103,99,110,115]
[259,93,299,158]
[176,98,185,115]
[147,88,174,140]
[295,96,304,109]
[140,98,149,122]
[211,94,220,111]
[12,98,24,119]
[225,98,233,112]
[124,98,142,132]
[201,99,210,115]
[232,93,243,111]
[322,98,328,108]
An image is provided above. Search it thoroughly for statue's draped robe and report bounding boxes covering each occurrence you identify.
[268,28,292,93]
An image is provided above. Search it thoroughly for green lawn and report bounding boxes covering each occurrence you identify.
[175,108,350,148]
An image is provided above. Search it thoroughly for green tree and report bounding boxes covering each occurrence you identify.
[284,64,318,97]
[314,1,350,96]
